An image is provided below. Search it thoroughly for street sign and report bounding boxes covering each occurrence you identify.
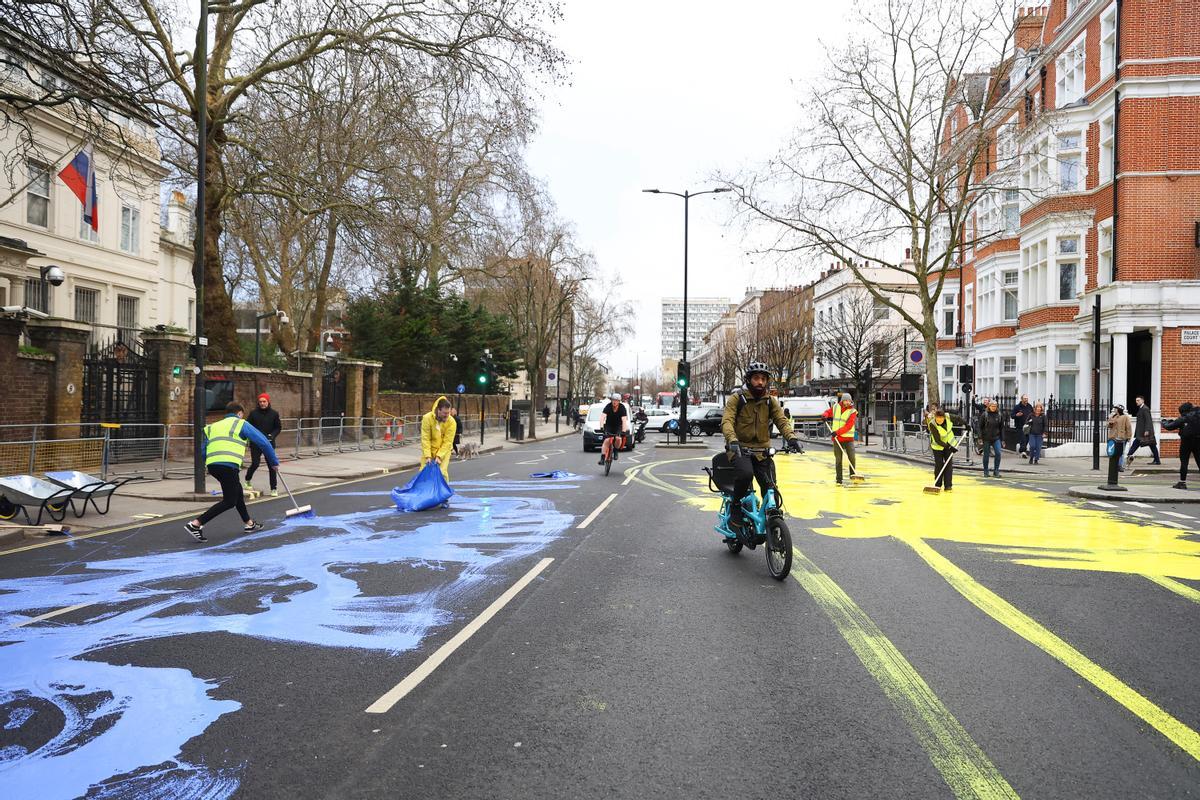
[546,368,558,388]
[1182,329,1200,345]
[456,384,465,394]
[909,348,924,365]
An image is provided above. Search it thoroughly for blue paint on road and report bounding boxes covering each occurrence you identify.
[0,488,573,799]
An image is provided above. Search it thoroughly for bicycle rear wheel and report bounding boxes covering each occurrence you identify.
[604,452,612,476]
[765,516,792,580]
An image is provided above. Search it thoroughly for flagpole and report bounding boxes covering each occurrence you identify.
[192,0,208,495]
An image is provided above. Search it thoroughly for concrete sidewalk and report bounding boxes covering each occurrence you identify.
[1066,484,1200,503]
[0,428,577,549]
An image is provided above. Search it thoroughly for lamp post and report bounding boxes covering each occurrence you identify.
[254,309,288,366]
[643,187,731,442]
[192,0,209,495]
[554,277,589,433]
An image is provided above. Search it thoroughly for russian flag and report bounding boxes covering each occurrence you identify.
[58,145,98,231]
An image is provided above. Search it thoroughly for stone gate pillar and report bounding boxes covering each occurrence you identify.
[26,318,91,433]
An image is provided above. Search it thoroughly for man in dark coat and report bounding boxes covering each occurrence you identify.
[245,392,282,495]
[1163,402,1200,490]
[977,399,1004,478]
[1012,394,1033,457]
[1125,395,1161,467]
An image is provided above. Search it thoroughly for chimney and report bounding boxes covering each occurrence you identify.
[166,190,191,239]
[1015,6,1047,52]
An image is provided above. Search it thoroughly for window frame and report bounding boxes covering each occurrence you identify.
[26,159,51,228]
[120,203,141,254]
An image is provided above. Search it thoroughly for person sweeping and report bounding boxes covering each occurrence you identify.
[925,406,958,494]
[421,396,457,484]
[185,401,278,542]
[821,393,862,485]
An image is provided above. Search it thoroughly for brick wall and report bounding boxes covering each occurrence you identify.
[1158,328,1200,457]
[375,392,510,420]
[2,354,53,428]
[1117,175,1200,282]
[1018,305,1078,328]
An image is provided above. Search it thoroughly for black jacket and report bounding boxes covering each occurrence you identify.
[247,406,282,442]
[1027,414,1046,436]
[1164,409,1200,440]
[1012,401,1033,426]
[1134,405,1155,441]
[977,410,1004,442]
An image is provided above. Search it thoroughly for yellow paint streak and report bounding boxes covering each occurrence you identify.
[1144,574,1200,605]
[904,535,1200,761]
[790,546,1019,800]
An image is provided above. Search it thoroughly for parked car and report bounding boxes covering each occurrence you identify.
[582,402,636,452]
[639,406,678,432]
[687,407,726,437]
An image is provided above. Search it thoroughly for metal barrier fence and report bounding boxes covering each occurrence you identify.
[0,414,507,483]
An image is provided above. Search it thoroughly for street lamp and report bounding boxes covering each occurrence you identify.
[643,187,731,442]
[193,0,210,494]
[254,309,288,366]
[555,276,589,433]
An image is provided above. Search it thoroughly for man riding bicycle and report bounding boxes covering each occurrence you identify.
[722,362,802,529]
[599,393,629,465]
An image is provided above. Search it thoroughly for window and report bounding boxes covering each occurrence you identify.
[204,380,235,412]
[188,299,195,333]
[1057,372,1077,401]
[943,382,954,401]
[79,213,99,242]
[873,296,889,320]
[1001,357,1017,374]
[965,287,974,334]
[74,287,98,324]
[1058,132,1082,191]
[872,341,890,371]
[1058,262,1078,299]
[1003,188,1020,232]
[1021,239,1048,310]
[1100,3,1118,78]
[1058,348,1077,366]
[996,122,1017,169]
[24,277,49,313]
[1021,136,1051,196]
[117,294,139,339]
[120,205,140,253]
[1003,271,1018,320]
[1098,222,1113,284]
[1055,33,1087,107]
[1002,377,1017,395]
[1098,115,1114,184]
[941,292,957,337]
[943,365,954,379]
[26,159,50,227]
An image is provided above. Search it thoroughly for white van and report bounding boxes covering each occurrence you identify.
[778,396,838,436]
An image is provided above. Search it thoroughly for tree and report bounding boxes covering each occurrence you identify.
[813,290,906,410]
[729,0,1024,406]
[758,316,812,392]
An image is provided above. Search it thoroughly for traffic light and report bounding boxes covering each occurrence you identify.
[477,354,489,387]
[676,361,690,390]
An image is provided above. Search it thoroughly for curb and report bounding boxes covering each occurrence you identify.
[505,430,578,445]
[1067,486,1200,503]
[805,440,1049,476]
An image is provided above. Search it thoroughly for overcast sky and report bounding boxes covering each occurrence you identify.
[524,1,851,377]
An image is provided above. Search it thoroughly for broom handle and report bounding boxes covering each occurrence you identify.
[276,470,302,512]
[933,448,955,483]
[825,419,859,476]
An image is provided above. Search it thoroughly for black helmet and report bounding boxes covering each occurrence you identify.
[743,361,772,383]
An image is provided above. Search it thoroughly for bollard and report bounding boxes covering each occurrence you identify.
[1098,439,1128,492]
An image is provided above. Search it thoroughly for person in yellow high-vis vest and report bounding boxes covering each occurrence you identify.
[421,396,457,484]
[185,401,279,542]
[926,406,958,492]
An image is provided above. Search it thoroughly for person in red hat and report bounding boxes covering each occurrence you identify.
[245,392,282,495]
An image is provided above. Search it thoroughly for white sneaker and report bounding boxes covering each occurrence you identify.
[243,482,253,490]
[270,489,279,497]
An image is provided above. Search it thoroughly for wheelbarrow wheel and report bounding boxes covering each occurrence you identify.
[0,497,20,520]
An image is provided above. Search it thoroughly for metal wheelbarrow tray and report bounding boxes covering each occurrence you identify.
[43,471,141,517]
[0,475,77,526]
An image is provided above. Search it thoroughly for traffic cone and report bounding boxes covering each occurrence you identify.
[383,422,392,442]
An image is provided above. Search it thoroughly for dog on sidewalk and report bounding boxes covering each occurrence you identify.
[457,441,480,460]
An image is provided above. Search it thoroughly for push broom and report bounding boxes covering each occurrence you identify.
[825,420,866,484]
[275,471,314,518]
[924,449,955,495]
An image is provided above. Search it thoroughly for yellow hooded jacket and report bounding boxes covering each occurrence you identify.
[421,396,457,481]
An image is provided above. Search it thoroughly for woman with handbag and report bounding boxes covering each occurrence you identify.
[1107,404,1133,472]
[1026,403,1047,464]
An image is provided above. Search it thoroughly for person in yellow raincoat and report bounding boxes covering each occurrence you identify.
[421,396,457,482]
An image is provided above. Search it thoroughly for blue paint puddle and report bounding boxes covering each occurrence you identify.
[0,486,573,799]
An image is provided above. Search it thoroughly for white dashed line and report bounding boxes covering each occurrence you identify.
[10,603,92,629]
[1156,520,1190,529]
[577,493,618,529]
[1162,511,1195,519]
[1127,501,1153,508]
[1122,511,1153,519]
[1087,500,1117,508]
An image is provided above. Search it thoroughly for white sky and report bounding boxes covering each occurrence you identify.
[525,1,851,377]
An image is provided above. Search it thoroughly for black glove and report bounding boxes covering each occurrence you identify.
[947,445,958,455]
[785,438,802,454]
[728,442,743,460]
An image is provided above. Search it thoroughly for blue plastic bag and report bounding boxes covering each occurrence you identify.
[529,471,577,479]
[391,462,454,512]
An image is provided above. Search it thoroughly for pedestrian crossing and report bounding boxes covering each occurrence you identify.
[1085,499,1197,530]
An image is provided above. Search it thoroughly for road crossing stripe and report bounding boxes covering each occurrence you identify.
[1162,511,1195,519]
[1127,501,1153,508]
[1156,520,1190,530]
[1087,500,1116,508]
[9,602,92,629]
[1121,511,1153,519]
[789,548,1019,800]
[365,557,554,714]
[903,536,1200,762]
[577,493,618,529]
[1145,574,1200,605]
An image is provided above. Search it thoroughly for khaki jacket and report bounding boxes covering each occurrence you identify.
[722,390,792,451]
[1108,413,1132,442]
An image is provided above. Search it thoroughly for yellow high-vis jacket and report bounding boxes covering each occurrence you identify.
[421,396,457,481]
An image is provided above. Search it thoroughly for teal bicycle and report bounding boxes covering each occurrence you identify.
[703,447,793,580]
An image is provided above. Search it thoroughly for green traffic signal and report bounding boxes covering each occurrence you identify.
[676,376,687,388]
[478,374,488,385]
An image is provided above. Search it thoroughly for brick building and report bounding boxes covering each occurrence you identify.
[936,0,1200,453]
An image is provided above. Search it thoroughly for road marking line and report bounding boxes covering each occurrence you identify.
[486,472,500,477]
[1162,511,1195,519]
[1127,501,1153,508]
[903,536,1200,762]
[1087,500,1116,508]
[1121,511,1153,519]
[621,470,639,486]
[577,493,618,529]
[790,548,1018,799]
[365,557,554,713]
[1145,575,1200,605]
[10,602,92,629]
[131,513,163,519]
[305,481,324,486]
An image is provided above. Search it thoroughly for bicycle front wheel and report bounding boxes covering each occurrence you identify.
[604,454,612,476]
[765,516,792,580]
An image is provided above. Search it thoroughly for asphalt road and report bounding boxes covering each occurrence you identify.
[1,433,1198,799]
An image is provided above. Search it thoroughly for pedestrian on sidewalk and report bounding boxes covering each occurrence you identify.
[1107,404,1133,472]
[821,393,858,485]
[1162,402,1200,489]
[977,399,1004,477]
[926,406,957,492]
[421,396,457,484]
[1027,402,1046,464]
[185,402,278,542]
[1125,395,1161,467]
[1012,394,1033,458]
[542,404,550,423]
[450,406,461,455]
[244,392,281,497]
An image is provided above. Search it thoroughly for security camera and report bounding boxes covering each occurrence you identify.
[1,305,49,319]
[277,311,289,326]
[40,265,66,286]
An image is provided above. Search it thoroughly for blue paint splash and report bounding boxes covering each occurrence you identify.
[0,489,573,799]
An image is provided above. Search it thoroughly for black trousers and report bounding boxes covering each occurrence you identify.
[199,463,250,526]
[245,443,277,489]
[932,448,953,489]
[1181,438,1200,482]
[731,453,776,502]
